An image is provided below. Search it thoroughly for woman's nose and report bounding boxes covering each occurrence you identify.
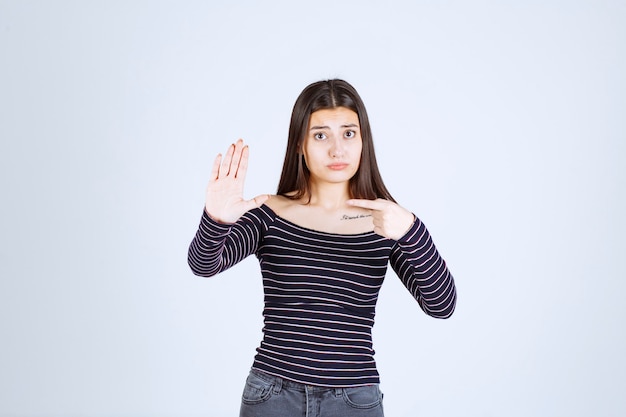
[329,138,344,158]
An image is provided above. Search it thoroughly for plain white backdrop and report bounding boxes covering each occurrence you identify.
[1,1,624,416]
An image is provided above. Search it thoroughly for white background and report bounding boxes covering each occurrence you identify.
[1,1,624,416]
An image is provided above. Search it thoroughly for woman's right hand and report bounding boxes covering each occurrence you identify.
[205,139,269,223]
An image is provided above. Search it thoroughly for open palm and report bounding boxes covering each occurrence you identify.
[205,139,268,223]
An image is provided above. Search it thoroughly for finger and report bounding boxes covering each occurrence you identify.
[242,194,271,212]
[235,145,249,179]
[211,153,222,181]
[252,193,270,207]
[372,225,385,238]
[221,143,235,176]
[346,198,386,211]
[230,139,245,177]
[371,216,383,228]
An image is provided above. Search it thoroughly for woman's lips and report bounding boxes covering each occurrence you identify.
[327,163,349,170]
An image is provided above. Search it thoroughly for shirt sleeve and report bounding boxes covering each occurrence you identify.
[389,215,457,318]
[187,207,271,277]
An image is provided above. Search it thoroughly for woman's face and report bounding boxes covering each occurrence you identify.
[302,107,363,187]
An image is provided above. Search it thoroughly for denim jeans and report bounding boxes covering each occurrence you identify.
[239,369,384,417]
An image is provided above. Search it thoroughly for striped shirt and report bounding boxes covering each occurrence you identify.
[188,204,456,387]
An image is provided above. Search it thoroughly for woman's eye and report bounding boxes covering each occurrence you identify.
[344,130,355,138]
[314,133,326,140]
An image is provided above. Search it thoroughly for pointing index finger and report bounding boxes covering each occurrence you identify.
[346,199,385,211]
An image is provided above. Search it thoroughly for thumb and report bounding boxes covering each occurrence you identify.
[249,194,270,209]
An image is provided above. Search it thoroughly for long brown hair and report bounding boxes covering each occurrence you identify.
[276,79,396,203]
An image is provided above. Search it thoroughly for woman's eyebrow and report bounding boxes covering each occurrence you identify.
[310,123,359,130]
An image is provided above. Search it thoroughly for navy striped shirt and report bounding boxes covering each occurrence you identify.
[188,204,456,387]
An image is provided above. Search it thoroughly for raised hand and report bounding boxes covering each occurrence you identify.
[205,139,269,223]
[346,198,415,240]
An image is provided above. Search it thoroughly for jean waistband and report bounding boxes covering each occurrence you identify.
[250,368,344,393]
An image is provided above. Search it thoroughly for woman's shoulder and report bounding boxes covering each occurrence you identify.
[264,193,299,217]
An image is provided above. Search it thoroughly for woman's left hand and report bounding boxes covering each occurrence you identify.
[346,199,415,240]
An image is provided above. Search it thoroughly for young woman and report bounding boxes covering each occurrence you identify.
[188,79,457,417]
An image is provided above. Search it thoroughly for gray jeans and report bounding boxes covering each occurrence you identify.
[239,369,384,417]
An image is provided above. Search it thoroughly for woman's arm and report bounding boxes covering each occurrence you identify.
[389,217,457,319]
[346,198,456,318]
[187,207,270,277]
[188,139,270,277]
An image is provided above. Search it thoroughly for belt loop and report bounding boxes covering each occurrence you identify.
[272,375,283,394]
[335,387,342,397]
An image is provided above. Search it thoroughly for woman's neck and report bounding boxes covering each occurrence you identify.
[305,182,350,210]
